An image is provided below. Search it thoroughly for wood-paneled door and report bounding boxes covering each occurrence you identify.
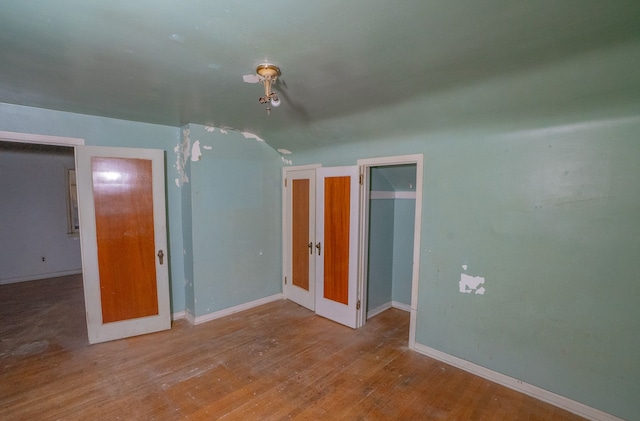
[75,146,170,344]
[315,166,360,328]
[283,169,317,311]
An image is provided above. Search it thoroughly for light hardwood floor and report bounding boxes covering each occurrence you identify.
[0,275,585,420]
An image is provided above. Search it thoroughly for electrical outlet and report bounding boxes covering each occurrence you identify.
[41,256,46,262]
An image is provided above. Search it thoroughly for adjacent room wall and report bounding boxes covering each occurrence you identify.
[366,197,394,312]
[391,198,414,306]
[0,102,185,313]
[0,144,81,284]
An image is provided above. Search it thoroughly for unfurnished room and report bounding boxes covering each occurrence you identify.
[0,1,639,420]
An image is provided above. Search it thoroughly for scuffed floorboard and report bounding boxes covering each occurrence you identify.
[0,276,585,420]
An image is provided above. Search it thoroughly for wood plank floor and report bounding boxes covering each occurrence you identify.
[0,275,586,420]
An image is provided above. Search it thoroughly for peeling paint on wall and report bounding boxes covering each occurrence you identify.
[174,128,191,187]
[281,156,292,165]
[203,145,212,150]
[242,74,260,84]
[205,126,215,132]
[241,131,265,142]
[169,33,185,43]
[459,273,485,295]
[191,140,202,161]
[277,148,292,155]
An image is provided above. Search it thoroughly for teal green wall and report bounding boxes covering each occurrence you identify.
[392,199,415,305]
[0,102,185,313]
[366,198,394,311]
[281,47,640,420]
[183,124,282,317]
[180,137,195,315]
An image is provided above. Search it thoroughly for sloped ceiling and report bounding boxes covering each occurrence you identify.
[371,165,417,192]
[1,1,639,152]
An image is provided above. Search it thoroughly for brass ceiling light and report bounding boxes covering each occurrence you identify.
[256,63,281,115]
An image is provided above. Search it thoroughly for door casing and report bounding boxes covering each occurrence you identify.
[282,155,423,346]
[357,154,423,348]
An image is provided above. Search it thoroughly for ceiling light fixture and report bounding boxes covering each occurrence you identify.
[256,63,281,115]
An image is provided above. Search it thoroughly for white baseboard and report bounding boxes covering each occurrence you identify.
[171,311,186,321]
[367,301,411,318]
[391,301,411,312]
[413,343,623,421]
[184,311,196,325]
[367,302,392,318]
[186,293,283,325]
[0,269,83,285]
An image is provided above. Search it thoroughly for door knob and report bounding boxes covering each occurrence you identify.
[308,242,313,254]
[315,242,321,256]
[157,250,164,265]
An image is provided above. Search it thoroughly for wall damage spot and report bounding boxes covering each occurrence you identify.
[242,74,260,84]
[174,128,191,187]
[169,33,185,43]
[459,273,485,295]
[191,140,202,161]
[203,145,212,150]
[241,131,265,142]
[205,126,215,132]
[277,148,292,155]
[281,156,292,165]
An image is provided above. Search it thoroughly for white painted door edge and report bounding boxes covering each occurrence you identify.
[357,154,423,347]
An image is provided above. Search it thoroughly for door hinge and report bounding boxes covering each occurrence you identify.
[284,178,287,187]
[284,276,288,285]
[356,300,361,310]
[359,173,363,185]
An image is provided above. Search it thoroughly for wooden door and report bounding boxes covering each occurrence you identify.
[315,166,360,328]
[284,169,316,310]
[75,146,170,344]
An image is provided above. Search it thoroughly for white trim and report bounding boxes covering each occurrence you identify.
[413,343,623,421]
[184,311,196,325]
[370,191,416,200]
[190,293,283,325]
[367,301,412,319]
[370,191,395,199]
[0,130,84,146]
[0,269,82,285]
[391,301,411,312]
[283,164,322,171]
[357,154,423,349]
[171,311,186,321]
[367,302,392,318]
[394,191,416,199]
[357,154,423,166]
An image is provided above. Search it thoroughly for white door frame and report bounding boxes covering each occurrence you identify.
[282,164,321,304]
[357,154,423,348]
[0,130,84,147]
